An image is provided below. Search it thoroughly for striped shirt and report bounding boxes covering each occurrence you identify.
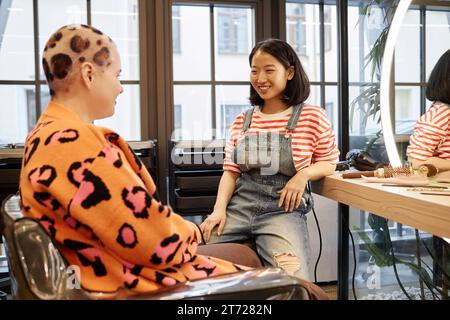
[223,105,340,174]
[407,101,450,161]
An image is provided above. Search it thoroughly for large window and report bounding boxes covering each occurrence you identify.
[286,1,338,133]
[171,3,255,140]
[0,0,141,144]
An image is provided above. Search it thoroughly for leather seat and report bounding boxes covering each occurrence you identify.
[1,194,313,300]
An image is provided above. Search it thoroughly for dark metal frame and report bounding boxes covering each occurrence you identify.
[336,0,350,300]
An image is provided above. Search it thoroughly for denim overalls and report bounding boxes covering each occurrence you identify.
[209,104,313,279]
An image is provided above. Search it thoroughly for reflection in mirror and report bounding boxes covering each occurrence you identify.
[348,1,402,166]
[352,3,450,302]
[380,0,450,168]
[380,0,411,167]
[406,49,450,174]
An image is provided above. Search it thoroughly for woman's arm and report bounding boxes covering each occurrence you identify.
[213,170,240,211]
[296,161,336,181]
[200,170,239,242]
[200,110,244,242]
[408,157,450,172]
[278,106,339,212]
[278,161,336,212]
[406,103,450,167]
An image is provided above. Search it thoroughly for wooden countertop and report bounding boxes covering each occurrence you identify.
[311,174,450,239]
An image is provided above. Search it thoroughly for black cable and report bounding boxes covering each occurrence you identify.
[306,182,322,284]
[417,240,443,299]
[381,219,414,300]
[340,212,358,300]
[348,223,358,300]
[417,256,445,298]
[421,238,450,280]
[195,223,206,245]
[389,243,414,300]
[311,205,322,284]
[307,182,356,299]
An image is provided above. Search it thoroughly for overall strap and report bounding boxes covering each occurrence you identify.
[285,103,304,132]
[242,107,255,133]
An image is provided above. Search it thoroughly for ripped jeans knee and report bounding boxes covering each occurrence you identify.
[273,252,301,276]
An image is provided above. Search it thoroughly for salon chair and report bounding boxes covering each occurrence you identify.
[1,194,313,300]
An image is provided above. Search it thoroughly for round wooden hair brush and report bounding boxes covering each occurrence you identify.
[342,164,438,179]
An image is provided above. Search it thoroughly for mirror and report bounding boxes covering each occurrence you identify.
[380,0,450,167]
[380,0,411,167]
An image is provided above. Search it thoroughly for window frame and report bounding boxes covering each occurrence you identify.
[286,1,336,118]
[171,1,257,140]
[346,4,450,136]
[140,0,276,200]
[0,0,141,138]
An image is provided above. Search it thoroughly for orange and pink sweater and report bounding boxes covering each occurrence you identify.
[19,101,241,293]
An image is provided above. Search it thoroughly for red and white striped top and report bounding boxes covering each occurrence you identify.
[223,105,340,174]
[407,101,450,161]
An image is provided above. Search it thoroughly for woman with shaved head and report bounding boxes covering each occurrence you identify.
[41,24,121,120]
[19,25,245,294]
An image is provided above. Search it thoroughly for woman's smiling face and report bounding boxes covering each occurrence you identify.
[250,50,294,104]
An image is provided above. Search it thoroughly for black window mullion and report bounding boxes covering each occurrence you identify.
[0,80,44,85]
[87,0,92,25]
[420,6,426,115]
[210,4,217,138]
[33,0,41,121]
[319,1,325,109]
[395,82,427,86]
[174,81,249,85]
[336,0,349,301]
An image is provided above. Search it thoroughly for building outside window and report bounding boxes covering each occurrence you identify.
[217,7,249,54]
[172,6,181,54]
[171,3,255,140]
[286,1,338,133]
[324,6,332,52]
[220,104,248,136]
[286,4,306,55]
[0,0,141,144]
[173,104,182,140]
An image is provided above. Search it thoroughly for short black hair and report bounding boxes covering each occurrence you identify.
[426,49,450,105]
[248,38,310,107]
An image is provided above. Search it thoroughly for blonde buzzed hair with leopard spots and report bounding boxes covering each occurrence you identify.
[42,24,116,96]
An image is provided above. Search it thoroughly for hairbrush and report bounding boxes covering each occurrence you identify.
[342,164,438,179]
